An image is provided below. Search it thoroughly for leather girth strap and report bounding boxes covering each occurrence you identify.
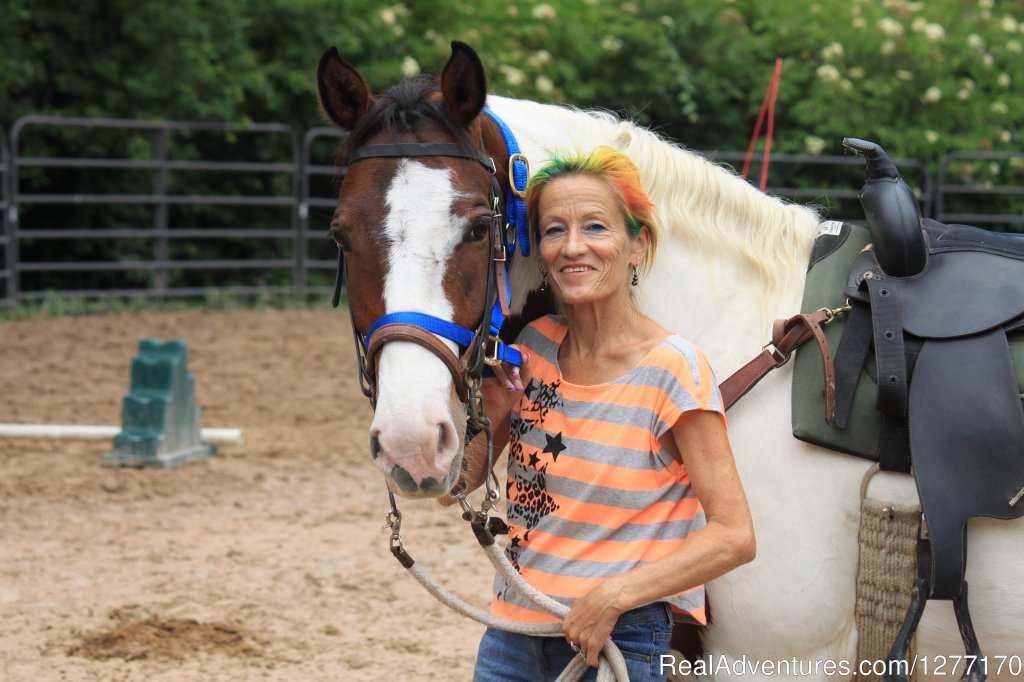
[832,299,916,473]
[866,278,907,417]
[720,309,836,417]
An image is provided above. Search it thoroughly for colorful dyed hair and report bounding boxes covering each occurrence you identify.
[525,147,659,268]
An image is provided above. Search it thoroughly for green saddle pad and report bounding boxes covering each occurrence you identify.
[791,221,1024,460]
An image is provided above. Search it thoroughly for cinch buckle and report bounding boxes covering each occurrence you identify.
[484,335,503,366]
[508,153,530,198]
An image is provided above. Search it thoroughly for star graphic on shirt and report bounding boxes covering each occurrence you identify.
[510,535,522,548]
[528,453,540,468]
[543,432,567,460]
[523,380,537,400]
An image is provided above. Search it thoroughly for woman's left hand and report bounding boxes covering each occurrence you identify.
[561,581,626,668]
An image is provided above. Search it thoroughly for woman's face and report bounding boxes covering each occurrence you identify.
[536,174,648,307]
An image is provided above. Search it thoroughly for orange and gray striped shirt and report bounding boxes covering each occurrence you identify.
[491,315,725,625]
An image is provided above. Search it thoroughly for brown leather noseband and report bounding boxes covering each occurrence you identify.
[331,139,515,440]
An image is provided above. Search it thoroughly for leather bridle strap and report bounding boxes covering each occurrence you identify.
[335,128,524,419]
[348,142,496,173]
[720,308,841,418]
[341,139,506,407]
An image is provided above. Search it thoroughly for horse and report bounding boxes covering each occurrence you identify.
[317,42,1024,680]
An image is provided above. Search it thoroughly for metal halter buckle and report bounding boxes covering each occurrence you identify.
[508,153,530,198]
[483,335,503,366]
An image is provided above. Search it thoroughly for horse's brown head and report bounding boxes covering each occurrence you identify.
[317,42,515,498]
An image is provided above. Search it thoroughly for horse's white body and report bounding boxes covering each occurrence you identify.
[467,95,1022,680]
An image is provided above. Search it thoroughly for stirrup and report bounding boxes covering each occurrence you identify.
[886,579,985,682]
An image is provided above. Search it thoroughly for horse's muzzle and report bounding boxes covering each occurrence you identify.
[370,423,462,498]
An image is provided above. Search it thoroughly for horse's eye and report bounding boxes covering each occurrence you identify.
[329,227,350,251]
[466,217,490,243]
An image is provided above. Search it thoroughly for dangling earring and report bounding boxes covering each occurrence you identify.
[631,265,639,287]
[539,271,548,292]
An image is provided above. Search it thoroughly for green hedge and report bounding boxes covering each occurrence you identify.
[2,0,1020,296]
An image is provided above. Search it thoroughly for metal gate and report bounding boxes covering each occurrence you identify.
[8,117,300,302]
[4,115,1022,307]
[0,128,11,306]
[936,151,1024,231]
[708,151,935,222]
[299,126,344,297]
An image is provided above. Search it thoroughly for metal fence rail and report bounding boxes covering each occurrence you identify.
[1,115,1021,307]
[9,117,300,302]
[709,151,935,221]
[936,151,1024,229]
[0,128,11,305]
[300,126,346,297]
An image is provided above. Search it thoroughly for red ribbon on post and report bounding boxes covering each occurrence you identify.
[741,58,783,192]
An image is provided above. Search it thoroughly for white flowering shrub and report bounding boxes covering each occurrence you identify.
[5,0,1019,228]
[686,0,1023,166]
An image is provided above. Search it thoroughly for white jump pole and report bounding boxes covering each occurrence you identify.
[0,423,243,445]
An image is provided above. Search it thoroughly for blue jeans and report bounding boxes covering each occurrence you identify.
[473,602,674,682]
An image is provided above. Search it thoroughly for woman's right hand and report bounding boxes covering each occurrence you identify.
[479,349,529,414]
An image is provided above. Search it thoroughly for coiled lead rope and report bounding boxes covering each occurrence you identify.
[385,492,630,681]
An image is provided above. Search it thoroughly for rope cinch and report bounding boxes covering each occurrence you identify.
[383,432,631,681]
[853,466,922,682]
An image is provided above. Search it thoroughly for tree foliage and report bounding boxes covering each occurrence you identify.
[3,0,1021,161]
[1,0,1021,297]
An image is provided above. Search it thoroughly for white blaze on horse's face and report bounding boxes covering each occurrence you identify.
[370,160,468,498]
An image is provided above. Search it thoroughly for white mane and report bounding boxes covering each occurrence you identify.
[490,97,823,311]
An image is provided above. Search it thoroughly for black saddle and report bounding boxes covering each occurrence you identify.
[835,140,1024,682]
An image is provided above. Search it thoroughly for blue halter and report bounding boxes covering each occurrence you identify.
[484,107,531,258]
[334,107,528,398]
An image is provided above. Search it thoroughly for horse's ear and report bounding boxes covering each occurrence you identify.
[317,47,374,131]
[441,41,487,127]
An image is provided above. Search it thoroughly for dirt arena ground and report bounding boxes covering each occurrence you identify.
[0,307,493,681]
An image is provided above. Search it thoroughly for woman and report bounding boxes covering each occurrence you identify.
[462,148,755,682]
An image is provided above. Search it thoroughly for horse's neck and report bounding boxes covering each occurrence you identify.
[491,96,820,374]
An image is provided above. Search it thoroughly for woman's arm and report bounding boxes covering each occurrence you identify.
[562,409,755,666]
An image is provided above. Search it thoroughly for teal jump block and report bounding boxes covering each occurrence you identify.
[103,338,216,468]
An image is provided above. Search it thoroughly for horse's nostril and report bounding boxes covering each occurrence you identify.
[390,465,418,493]
[370,434,381,460]
[437,422,456,454]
